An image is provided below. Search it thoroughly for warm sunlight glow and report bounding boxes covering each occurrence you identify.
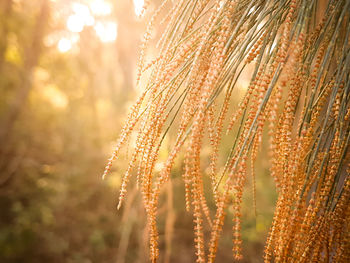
[72,2,89,16]
[90,0,112,16]
[94,21,117,43]
[72,2,95,26]
[67,14,85,33]
[133,0,145,17]
[57,38,72,52]
[67,3,94,33]
[42,84,68,109]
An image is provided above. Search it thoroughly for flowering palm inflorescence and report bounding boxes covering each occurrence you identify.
[103,0,350,262]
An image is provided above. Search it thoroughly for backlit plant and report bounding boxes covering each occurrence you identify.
[103,0,350,262]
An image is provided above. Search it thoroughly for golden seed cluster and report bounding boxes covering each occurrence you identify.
[103,0,350,262]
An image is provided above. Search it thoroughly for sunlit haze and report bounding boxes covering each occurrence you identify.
[72,2,94,26]
[94,21,118,43]
[89,0,112,16]
[57,1,118,52]
[66,2,95,33]
[133,0,145,17]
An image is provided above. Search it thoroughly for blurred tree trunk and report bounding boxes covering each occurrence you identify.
[0,0,13,73]
[0,0,49,175]
[115,0,140,92]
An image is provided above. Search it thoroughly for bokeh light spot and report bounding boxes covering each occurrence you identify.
[57,38,72,53]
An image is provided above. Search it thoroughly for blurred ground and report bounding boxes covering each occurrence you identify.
[0,1,276,262]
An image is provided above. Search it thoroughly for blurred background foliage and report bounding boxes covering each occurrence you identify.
[0,0,277,262]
